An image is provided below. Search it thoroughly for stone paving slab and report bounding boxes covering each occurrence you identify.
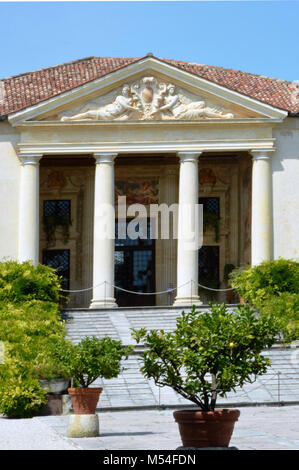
[0,415,80,450]
[1,405,299,450]
[65,308,299,409]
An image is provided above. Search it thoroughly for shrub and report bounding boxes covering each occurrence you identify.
[0,260,62,303]
[259,293,299,343]
[229,259,299,341]
[0,260,68,418]
[0,300,66,365]
[50,336,133,388]
[229,259,299,306]
[31,363,70,381]
[0,300,68,417]
[132,304,280,411]
[0,375,47,419]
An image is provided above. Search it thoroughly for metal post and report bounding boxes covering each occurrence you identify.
[277,371,281,406]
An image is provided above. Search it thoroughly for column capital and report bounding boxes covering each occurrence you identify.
[18,153,43,165]
[93,152,118,164]
[250,148,275,161]
[177,151,203,162]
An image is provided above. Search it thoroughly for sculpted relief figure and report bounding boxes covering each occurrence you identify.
[155,85,234,120]
[60,79,234,122]
[61,85,139,121]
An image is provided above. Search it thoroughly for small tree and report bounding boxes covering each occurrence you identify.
[132,304,280,411]
[51,336,133,388]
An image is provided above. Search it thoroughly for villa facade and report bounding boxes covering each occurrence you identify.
[0,54,298,308]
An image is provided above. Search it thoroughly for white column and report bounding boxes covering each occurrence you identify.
[18,153,42,265]
[174,152,202,306]
[250,149,274,266]
[90,153,117,309]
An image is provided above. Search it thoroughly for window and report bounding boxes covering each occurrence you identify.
[42,249,70,290]
[198,197,220,216]
[43,200,71,218]
[43,200,72,246]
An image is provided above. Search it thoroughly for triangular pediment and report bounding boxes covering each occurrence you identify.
[8,57,287,125]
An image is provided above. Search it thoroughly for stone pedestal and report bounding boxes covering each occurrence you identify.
[67,414,99,438]
[40,393,63,416]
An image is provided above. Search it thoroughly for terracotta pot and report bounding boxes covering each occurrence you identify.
[68,387,103,415]
[173,408,240,448]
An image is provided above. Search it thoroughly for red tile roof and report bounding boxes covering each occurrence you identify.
[1,55,298,117]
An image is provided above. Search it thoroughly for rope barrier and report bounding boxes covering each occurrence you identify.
[60,281,105,293]
[60,279,236,294]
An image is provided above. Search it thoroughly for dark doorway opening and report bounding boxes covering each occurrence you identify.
[198,245,220,302]
[115,220,155,307]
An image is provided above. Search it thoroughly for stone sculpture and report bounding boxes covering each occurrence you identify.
[60,77,234,121]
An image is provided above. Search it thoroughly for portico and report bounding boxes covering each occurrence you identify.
[16,145,275,309]
[9,55,288,308]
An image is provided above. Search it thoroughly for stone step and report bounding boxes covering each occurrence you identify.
[63,306,299,409]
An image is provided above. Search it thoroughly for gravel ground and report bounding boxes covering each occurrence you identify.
[1,405,299,450]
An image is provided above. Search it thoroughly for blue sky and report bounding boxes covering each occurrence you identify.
[0,1,298,81]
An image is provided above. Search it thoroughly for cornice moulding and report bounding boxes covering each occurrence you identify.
[17,138,275,156]
[8,57,288,126]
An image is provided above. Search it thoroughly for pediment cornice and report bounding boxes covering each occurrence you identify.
[8,57,288,126]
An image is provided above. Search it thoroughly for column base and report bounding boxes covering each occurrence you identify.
[173,296,203,307]
[89,298,118,309]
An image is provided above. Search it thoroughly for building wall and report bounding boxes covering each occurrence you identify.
[0,114,298,281]
[272,117,299,260]
[0,121,20,260]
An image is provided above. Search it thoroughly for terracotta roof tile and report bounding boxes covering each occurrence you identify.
[0,55,298,117]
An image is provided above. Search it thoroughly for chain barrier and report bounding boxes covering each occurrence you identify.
[197,283,235,292]
[110,281,190,296]
[60,279,236,294]
[60,281,105,293]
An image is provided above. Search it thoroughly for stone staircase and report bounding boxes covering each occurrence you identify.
[63,306,299,409]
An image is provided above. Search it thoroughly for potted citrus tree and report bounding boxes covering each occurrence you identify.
[132,303,280,448]
[51,336,132,414]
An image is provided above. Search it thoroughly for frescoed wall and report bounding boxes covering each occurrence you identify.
[115,179,159,205]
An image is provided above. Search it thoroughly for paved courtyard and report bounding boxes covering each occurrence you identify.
[1,405,299,450]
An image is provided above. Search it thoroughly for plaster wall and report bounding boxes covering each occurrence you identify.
[0,121,20,260]
[272,117,299,260]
